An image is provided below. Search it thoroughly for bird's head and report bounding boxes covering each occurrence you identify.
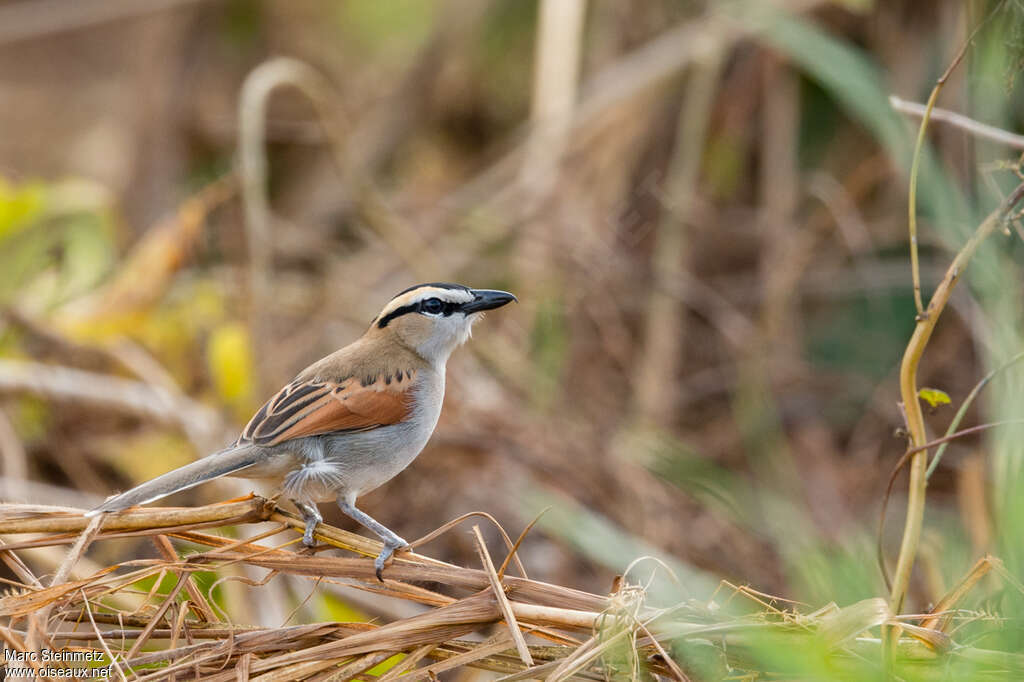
[369,283,516,364]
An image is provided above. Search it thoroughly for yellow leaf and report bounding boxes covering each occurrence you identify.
[207,322,255,417]
[0,178,46,238]
[918,388,952,408]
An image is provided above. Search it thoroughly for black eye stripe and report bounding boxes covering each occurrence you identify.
[376,298,462,327]
[377,303,417,328]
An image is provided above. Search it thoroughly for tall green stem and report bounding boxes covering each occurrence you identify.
[889,186,1024,614]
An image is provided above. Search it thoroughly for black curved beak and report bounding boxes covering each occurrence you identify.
[463,289,517,313]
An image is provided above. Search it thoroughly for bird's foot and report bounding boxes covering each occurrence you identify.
[334,498,408,581]
[302,521,318,547]
[374,538,410,582]
[293,499,322,548]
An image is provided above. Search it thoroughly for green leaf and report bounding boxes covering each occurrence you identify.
[919,387,952,408]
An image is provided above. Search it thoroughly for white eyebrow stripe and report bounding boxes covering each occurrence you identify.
[382,287,473,315]
[413,287,474,303]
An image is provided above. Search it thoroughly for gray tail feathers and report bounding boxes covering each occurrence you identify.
[86,446,260,516]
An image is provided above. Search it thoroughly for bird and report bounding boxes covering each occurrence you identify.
[87,282,516,579]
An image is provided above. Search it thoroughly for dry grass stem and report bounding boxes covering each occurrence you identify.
[471,524,533,665]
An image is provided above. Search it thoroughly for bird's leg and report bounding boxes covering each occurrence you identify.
[292,499,322,546]
[336,498,408,581]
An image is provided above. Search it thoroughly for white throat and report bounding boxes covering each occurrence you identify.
[415,312,479,366]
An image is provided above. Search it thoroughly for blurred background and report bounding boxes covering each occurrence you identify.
[2,0,1024,636]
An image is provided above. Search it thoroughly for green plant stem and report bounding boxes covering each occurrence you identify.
[906,85,941,316]
[904,7,997,317]
[889,183,1024,616]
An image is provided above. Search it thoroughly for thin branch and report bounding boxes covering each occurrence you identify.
[890,95,1024,150]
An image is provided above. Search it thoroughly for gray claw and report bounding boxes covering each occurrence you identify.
[374,541,409,582]
[302,525,317,546]
[293,499,322,547]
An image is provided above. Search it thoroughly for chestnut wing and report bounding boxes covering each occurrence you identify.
[238,372,415,447]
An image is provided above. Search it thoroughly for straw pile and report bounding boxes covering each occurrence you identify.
[1,498,1022,680]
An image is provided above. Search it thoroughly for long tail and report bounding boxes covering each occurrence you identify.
[86,446,260,516]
